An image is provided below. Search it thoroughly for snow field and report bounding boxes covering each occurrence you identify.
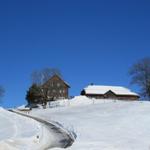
[31,96,150,150]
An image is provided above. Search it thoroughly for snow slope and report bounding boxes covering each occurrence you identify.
[31,96,150,150]
[0,108,55,150]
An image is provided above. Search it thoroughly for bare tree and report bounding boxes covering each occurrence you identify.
[129,57,150,99]
[31,67,62,85]
[40,87,50,108]
[0,86,5,103]
[31,71,43,85]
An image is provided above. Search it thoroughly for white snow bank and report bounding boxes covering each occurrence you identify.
[47,96,113,109]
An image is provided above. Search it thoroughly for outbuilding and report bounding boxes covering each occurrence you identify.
[81,85,140,100]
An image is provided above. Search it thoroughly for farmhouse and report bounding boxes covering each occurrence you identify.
[42,74,70,101]
[81,85,140,100]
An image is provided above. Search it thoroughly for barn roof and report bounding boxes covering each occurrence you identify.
[83,85,139,96]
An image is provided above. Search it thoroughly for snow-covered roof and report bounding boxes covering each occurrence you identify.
[83,85,139,96]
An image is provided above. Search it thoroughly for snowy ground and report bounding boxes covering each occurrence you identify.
[30,96,150,150]
[0,108,66,150]
[1,96,150,150]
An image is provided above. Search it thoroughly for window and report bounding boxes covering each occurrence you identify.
[57,83,60,87]
[52,89,56,93]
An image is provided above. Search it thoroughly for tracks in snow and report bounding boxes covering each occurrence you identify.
[9,109,76,150]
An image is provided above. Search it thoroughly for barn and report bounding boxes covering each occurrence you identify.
[81,85,140,100]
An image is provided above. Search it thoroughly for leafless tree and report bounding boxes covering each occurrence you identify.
[31,67,62,85]
[0,86,5,102]
[129,57,150,99]
[31,71,42,85]
[40,87,50,108]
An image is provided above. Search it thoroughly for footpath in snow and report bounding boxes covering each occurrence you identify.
[10,109,75,149]
[0,107,75,150]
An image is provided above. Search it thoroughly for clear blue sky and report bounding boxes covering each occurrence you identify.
[0,0,150,107]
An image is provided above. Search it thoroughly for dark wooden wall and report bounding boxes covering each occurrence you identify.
[43,75,69,101]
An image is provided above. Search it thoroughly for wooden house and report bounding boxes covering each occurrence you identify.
[42,74,70,101]
[81,85,140,100]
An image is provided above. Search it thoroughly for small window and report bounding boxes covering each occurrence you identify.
[57,83,60,87]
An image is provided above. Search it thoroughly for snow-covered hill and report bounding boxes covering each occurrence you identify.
[31,96,150,150]
[1,96,150,150]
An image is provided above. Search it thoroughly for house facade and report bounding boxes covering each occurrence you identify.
[81,85,140,100]
[42,74,70,101]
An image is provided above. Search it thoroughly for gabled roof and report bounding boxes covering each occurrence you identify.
[104,90,116,96]
[43,74,70,88]
[83,85,139,96]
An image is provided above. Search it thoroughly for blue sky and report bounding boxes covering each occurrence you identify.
[0,0,150,107]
